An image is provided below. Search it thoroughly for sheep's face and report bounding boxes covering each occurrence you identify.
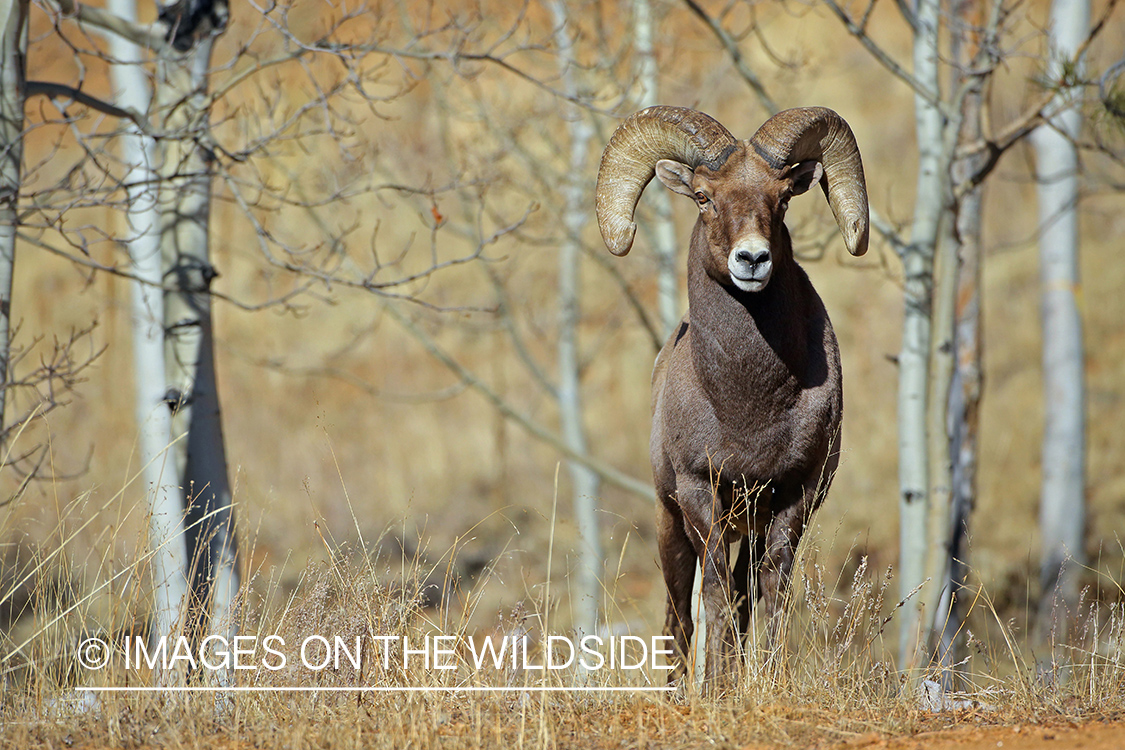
[656,149,823,293]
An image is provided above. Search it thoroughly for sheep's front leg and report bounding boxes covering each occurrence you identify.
[677,478,739,692]
[760,478,825,652]
[760,499,801,654]
[656,494,696,685]
[732,533,766,642]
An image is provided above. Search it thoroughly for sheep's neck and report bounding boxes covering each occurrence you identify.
[686,248,809,418]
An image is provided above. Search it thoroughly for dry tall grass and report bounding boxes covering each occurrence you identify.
[3,455,1125,748]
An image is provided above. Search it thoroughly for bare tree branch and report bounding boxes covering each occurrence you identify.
[1099,54,1125,110]
[382,302,653,502]
[0,323,105,463]
[25,80,151,132]
[822,0,946,115]
[956,0,1121,166]
[680,0,778,114]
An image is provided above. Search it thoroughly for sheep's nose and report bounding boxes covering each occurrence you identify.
[734,247,769,266]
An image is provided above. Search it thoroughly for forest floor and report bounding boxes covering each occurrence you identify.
[67,717,1125,750]
[4,689,1123,749]
[4,556,1123,750]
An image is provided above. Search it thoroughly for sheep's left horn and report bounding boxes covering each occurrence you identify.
[750,107,869,257]
[596,106,737,257]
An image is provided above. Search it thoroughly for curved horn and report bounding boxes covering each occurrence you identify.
[750,107,869,257]
[595,106,737,256]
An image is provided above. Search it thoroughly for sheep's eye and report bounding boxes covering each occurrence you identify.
[694,191,709,206]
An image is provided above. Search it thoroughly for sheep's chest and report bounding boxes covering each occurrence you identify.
[658,355,835,479]
[713,387,832,477]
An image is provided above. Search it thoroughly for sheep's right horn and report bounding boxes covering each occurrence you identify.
[595,106,737,257]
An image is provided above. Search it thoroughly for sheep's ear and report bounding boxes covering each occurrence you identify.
[655,159,696,198]
[788,160,823,196]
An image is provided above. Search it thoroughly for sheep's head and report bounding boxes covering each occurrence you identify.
[595,106,869,292]
[653,150,825,291]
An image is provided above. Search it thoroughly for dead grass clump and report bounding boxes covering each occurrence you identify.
[4,489,1125,749]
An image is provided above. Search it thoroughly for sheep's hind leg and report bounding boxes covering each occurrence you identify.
[656,495,696,686]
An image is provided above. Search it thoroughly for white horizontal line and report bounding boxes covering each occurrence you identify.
[83,686,673,693]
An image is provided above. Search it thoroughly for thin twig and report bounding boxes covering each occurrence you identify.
[821,0,947,115]
[681,0,778,114]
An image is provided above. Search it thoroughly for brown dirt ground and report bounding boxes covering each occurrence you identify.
[830,720,1125,750]
[29,715,1125,749]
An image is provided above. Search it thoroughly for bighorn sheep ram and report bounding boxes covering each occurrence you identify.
[595,106,868,687]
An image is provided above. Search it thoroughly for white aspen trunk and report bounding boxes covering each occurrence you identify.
[921,208,957,666]
[1032,0,1088,651]
[548,0,603,638]
[936,6,986,683]
[155,37,239,681]
[106,0,191,658]
[898,0,943,668]
[0,0,27,435]
[633,0,680,338]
